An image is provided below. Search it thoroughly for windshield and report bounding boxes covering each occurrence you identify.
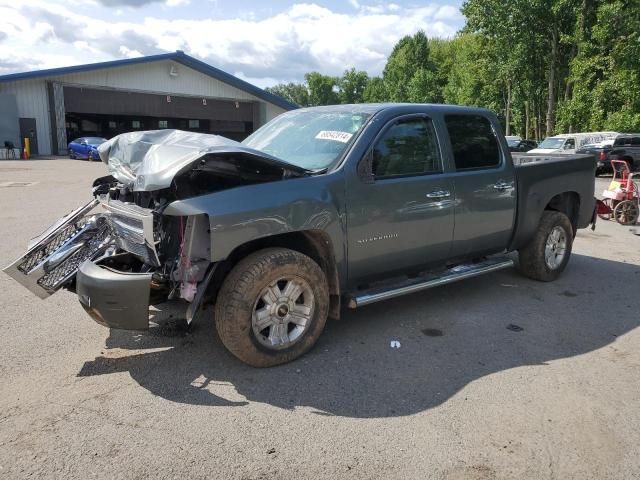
[538,137,566,149]
[507,139,520,147]
[242,109,371,170]
[85,137,107,145]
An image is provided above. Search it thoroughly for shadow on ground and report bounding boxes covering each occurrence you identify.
[77,254,640,417]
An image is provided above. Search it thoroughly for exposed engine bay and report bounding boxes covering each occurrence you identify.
[3,130,308,329]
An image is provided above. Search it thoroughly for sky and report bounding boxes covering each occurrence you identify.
[0,0,465,88]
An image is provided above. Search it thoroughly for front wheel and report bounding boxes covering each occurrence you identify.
[214,248,329,367]
[517,211,574,282]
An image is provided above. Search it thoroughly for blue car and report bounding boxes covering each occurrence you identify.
[68,137,107,161]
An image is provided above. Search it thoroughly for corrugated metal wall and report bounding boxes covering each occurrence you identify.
[0,79,51,155]
[52,83,67,153]
[0,60,287,155]
[0,93,20,151]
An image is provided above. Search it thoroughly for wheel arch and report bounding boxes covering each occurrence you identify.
[208,230,342,320]
[545,191,581,234]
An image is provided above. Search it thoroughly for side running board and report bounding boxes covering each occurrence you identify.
[348,257,514,308]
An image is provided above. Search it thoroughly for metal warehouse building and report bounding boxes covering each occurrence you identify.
[0,51,295,156]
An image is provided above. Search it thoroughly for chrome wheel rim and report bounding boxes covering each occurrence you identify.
[252,276,314,350]
[544,226,567,270]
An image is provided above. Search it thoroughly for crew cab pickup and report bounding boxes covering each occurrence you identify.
[4,104,597,367]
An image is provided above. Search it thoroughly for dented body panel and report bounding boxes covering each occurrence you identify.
[163,172,348,285]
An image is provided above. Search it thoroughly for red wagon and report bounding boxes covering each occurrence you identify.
[597,160,639,225]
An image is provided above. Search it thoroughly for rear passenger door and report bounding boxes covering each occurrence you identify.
[444,114,516,259]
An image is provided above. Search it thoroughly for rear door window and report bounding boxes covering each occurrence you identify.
[445,115,501,170]
[631,137,640,146]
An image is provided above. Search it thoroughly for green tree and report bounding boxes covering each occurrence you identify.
[304,72,339,106]
[463,0,581,136]
[362,76,388,102]
[407,68,439,103]
[265,82,309,107]
[558,0,640,132]
[383,30,438,102]
[427,38,456,103]
[338,68,369,104]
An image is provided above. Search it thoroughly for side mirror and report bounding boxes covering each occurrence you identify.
[357,150,375,184]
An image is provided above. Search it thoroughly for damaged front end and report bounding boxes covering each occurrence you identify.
[4,129,308,330]
[3,193,169,330]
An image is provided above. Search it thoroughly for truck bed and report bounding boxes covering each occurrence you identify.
[509,153,596,251]
[511,152,595,166]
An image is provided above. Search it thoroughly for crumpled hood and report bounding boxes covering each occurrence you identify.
[97,129,307,192]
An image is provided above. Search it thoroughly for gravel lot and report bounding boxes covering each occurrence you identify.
[1,159,639,480]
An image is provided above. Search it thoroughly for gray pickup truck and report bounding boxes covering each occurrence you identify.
[4,104,597,367]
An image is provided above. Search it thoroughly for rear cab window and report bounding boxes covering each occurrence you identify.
[444,115,501,170]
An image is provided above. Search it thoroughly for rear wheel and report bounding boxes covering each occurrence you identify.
[517,211,574,282]
[214,248,329,367]
[69,151,76,159]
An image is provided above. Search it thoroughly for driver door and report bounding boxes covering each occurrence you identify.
[346,115,455,285]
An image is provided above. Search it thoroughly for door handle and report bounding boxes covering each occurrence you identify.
[492,182,511,191]
[426,190,451,199]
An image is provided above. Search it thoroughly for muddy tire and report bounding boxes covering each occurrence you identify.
[517,211,574,282]
[214,248,329,367]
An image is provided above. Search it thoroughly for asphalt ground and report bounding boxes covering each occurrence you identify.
[0,158,639,480]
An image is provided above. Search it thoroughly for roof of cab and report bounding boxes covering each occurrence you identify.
[291,103,495,116]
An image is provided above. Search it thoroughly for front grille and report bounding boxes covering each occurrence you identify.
[18,223,84,274]
[3,199,104,298]
[37,226,111,291]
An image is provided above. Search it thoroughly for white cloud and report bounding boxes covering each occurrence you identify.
[0,1,464,83]
[165,0,189,6]
[348,0,360,8]
[119,45,143,58]
[434,5,461,20]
